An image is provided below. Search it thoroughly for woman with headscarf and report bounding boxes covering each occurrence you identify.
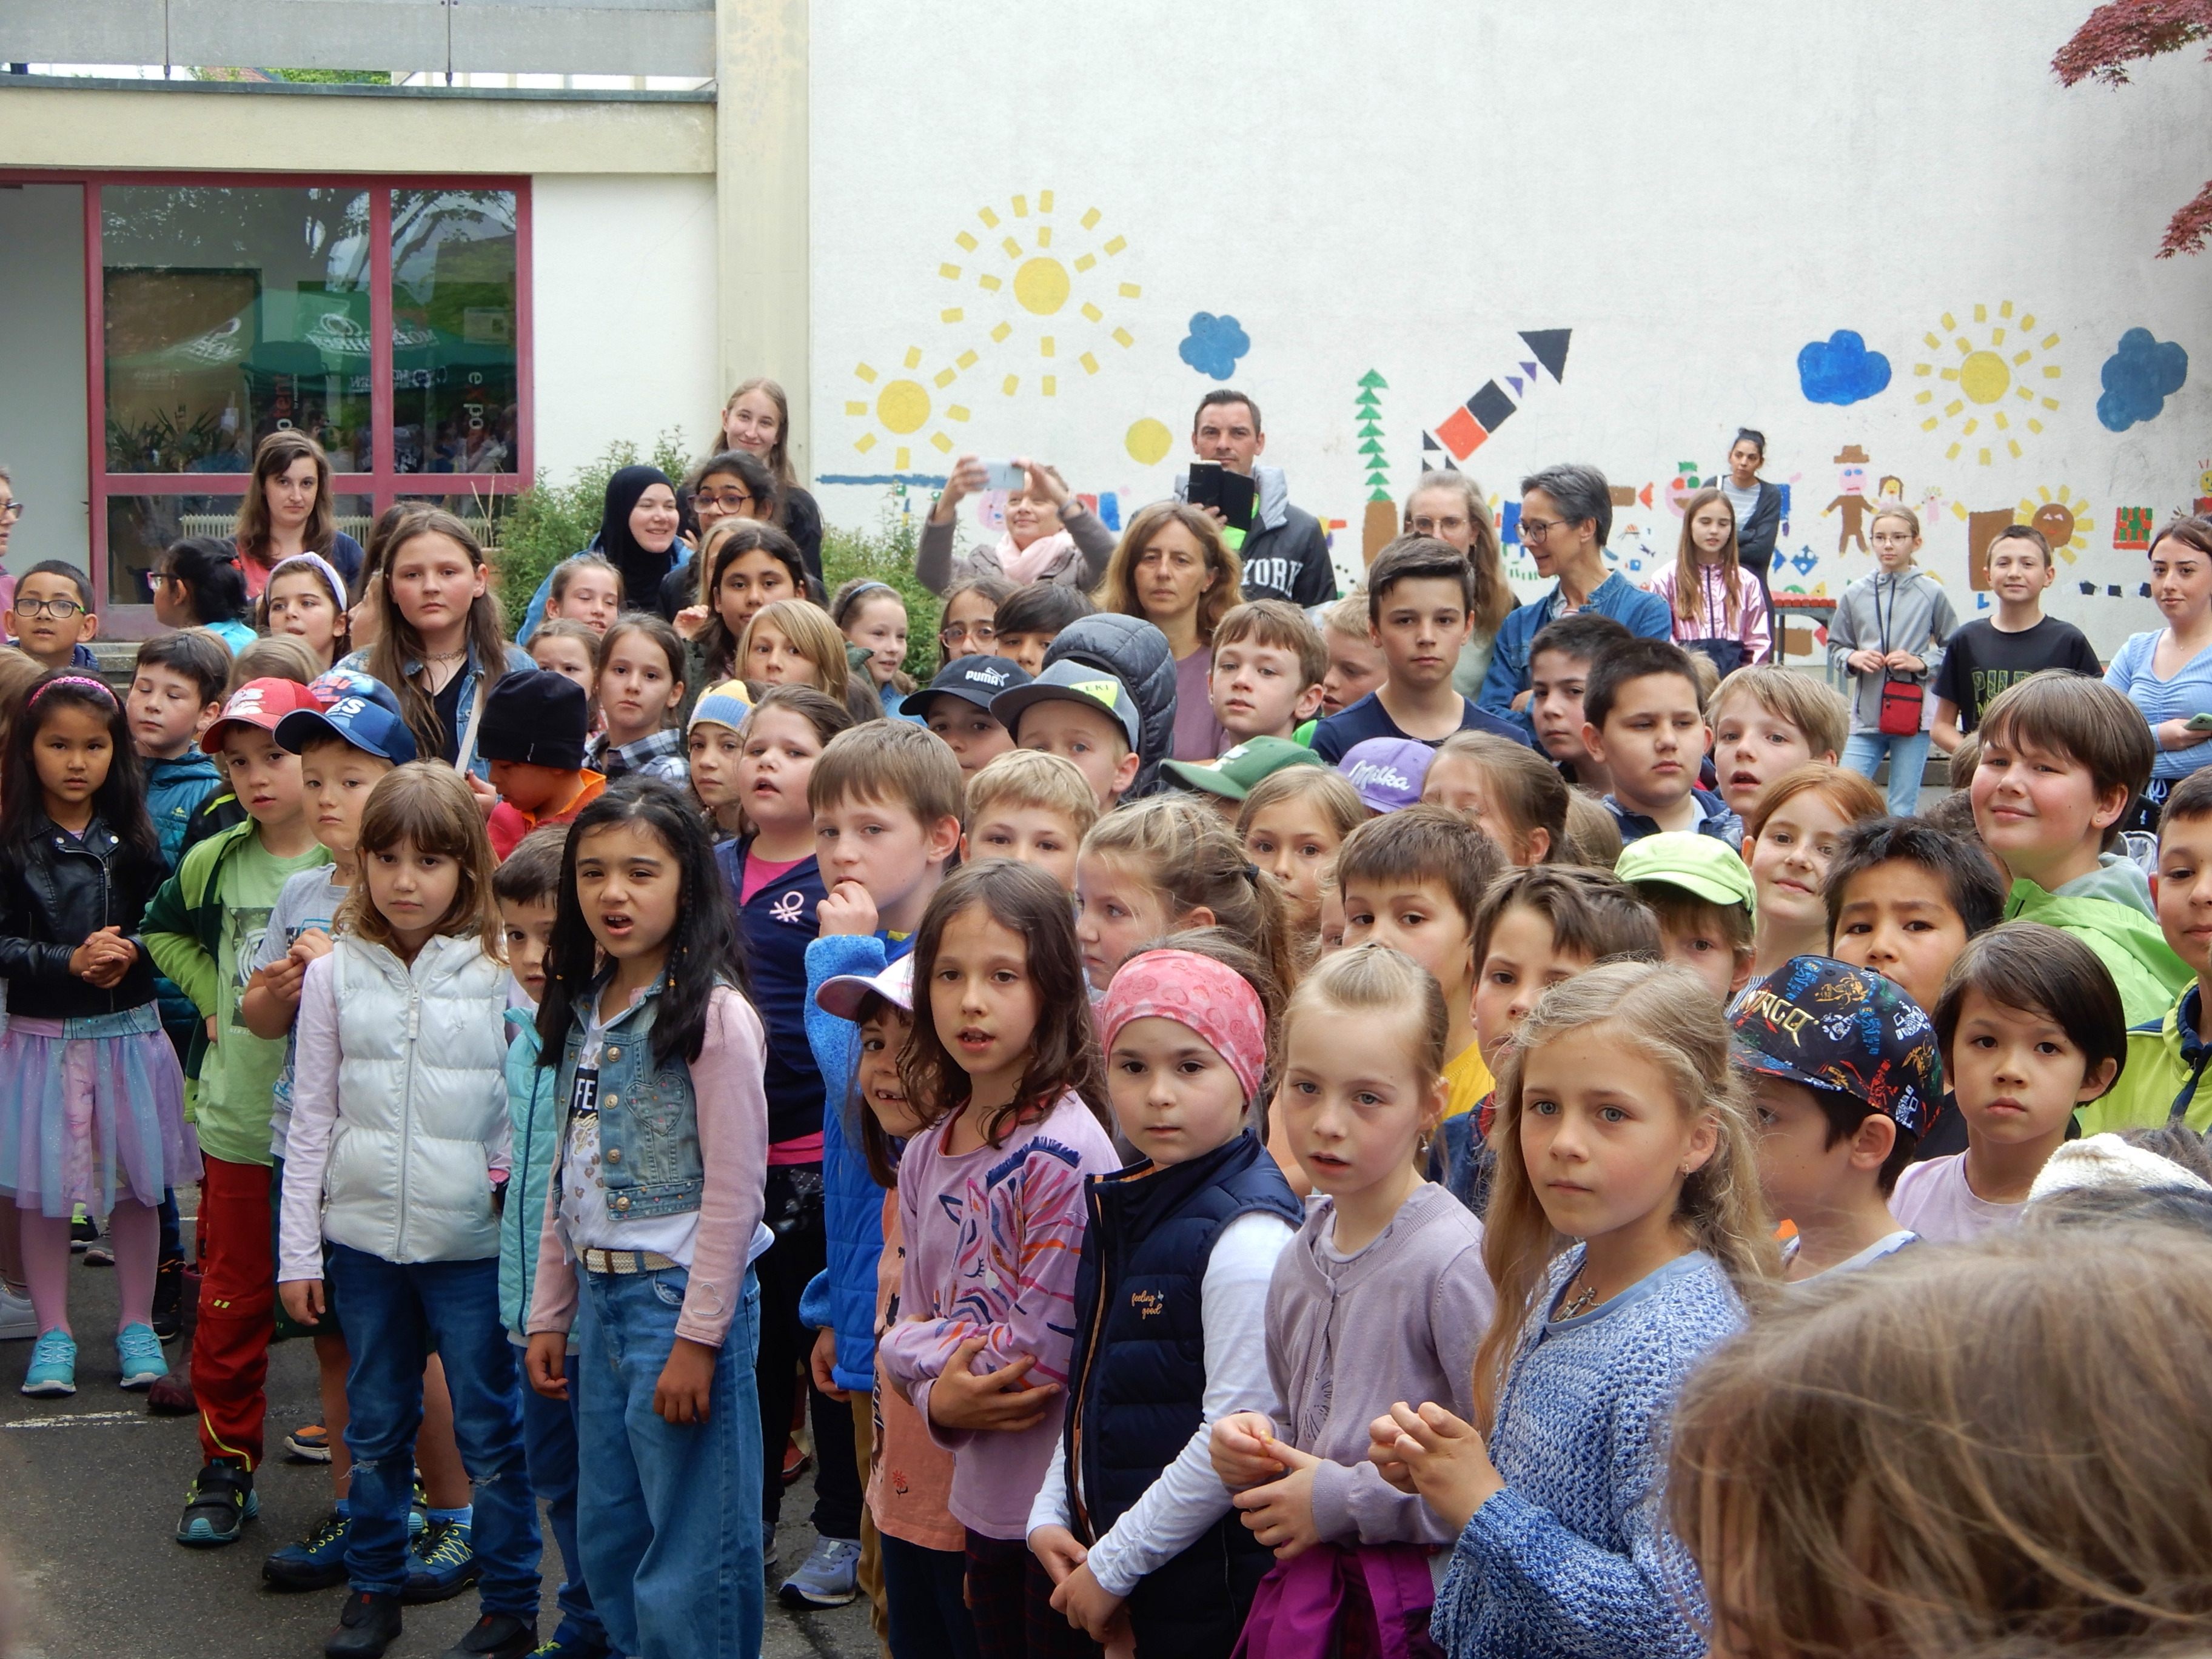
[517,464,682,643]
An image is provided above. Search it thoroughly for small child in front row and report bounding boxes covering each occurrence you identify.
[276,764,542,1658]
[1209,945,1493,1657]
[0,672,196,1396]
[525,782,773,1659]
[1891,922,2125,1244]
[1423,730,1570,866]
[964,746,1099,895]
[1029,939,1302,1659]
[492,826,610,1659]
[1732,956,1936,1278]
[874,861,1122,1659]
[1434,867,1661,1216]
[1379,960,1777,1659]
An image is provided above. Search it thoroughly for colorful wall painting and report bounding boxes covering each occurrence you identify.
[1912,302,2062,465]
[1797,329,1892,404]
[2097,328,2189,431]
[1427,329,1572,461]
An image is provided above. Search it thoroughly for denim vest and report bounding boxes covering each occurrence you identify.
[555,976,706,1221]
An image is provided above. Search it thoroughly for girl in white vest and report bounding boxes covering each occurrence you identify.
[276,763,543,1659]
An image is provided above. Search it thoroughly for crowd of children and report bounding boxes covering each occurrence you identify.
[4,418,2212,1659]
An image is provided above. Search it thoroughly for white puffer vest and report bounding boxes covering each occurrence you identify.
[318,932,512,1265]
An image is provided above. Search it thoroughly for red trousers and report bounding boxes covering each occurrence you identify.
[193,1156,275,1469]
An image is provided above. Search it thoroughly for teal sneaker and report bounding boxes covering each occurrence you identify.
[264,1508,352,1591]
[20,1329,76,1397]
[116,1322,167,1390]
[401,1517,479,1604]
[176,1459,257,1547]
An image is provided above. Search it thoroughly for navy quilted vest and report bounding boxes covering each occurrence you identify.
[1061,1130,1303,1538]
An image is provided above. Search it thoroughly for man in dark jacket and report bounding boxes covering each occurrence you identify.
[1177,390,1338,609]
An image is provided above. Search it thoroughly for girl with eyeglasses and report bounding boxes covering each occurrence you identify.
[934,572,1013,674]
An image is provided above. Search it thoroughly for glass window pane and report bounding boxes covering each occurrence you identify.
[102,187,372,474]
[391,189,518,475]
[104,492,372,609]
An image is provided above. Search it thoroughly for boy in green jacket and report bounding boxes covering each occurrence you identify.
[1968,674,2189,1028]
[2085,766,2212,1133]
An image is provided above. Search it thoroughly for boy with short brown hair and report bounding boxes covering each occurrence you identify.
[1206,598,1327,745]
[1931,524,2100,752]
[1707,663,1849,819]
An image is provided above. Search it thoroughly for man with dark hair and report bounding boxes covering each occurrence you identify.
[1480,462,1671,734]
[1179,389,1336,609]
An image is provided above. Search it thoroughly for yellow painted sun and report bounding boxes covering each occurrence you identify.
[846,346,977,472]
[938,190,1139,397]
[1912,302,2060,464]
[2017,485,2093,563]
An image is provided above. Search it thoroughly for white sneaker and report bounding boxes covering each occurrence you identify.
[0,1284,37,1341]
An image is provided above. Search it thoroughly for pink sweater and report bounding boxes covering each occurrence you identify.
[876,1090,1120,1540]
[1649,561,1771,660]
[526,984,769,1349]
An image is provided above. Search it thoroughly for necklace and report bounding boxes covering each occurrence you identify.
[1553,1272,1600,1322]
[423,648,466,665]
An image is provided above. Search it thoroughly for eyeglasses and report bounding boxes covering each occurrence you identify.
[941,621,997,645]
[15,595,84,619]
[1410,515,1469,538]
[695,489,754,512]
[1518,517,1567,543]
[0,501,22,524]
[1870,532,1916,547]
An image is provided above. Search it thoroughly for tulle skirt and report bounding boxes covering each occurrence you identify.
[0,1005,199,1218]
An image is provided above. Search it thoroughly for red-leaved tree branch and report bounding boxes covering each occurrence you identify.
[2054,0,2212,256]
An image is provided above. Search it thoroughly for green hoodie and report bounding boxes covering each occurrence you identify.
[2003,855,2191,1029]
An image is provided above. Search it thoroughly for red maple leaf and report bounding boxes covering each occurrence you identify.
[2053,1,2212,255]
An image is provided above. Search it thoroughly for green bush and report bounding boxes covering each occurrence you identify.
[493,432,692,636]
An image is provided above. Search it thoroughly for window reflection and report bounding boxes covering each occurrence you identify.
[392,189,518,475]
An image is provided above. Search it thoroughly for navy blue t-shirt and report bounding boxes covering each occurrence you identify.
[1309,691,1533,765]
[714,837,829,1147]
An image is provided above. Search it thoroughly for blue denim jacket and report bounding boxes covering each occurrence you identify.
[555,975,706,1221]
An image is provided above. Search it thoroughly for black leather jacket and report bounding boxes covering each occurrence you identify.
[0,812,163,1021]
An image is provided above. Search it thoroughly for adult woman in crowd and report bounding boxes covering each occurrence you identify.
[1403,471,1515,697]
[1094,499,1242,760]
[343,507,530,777]
[917,454,1114,594]
[657,449,782,618]
[719,377,824,584]
[517,463,682,642]
[150,536,257,652]
[233,429,364,597]
[2105,515,2212,828]
[1721,427,1783,659]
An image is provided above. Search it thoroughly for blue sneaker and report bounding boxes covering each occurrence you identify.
[176,1458,257,1546]
[777,1535,862,1608]
[402,1517,479,1604]
[116,1322,167,1390]
[20,1329,76,1397]
[263,1509,351,1590]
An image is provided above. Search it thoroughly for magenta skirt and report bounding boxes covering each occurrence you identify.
[0,1005,198,1218]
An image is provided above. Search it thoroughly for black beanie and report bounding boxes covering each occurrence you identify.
[477,669,588,769]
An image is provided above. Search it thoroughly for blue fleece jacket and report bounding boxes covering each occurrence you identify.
[802,929,914,1392]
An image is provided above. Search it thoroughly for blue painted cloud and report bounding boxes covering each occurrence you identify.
[1797,330,1892,405]
[2097,328,2189,432]
[1179,312,1250,380]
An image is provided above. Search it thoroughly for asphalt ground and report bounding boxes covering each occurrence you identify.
[0,1194,874,1659]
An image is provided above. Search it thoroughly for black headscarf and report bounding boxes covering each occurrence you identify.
[595,464,679,605]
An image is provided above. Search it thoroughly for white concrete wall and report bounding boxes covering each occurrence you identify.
[0,183,93,579]
[530,172,722,478]
[807,0,2212,655]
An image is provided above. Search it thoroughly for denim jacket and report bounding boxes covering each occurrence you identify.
[335,641,533,781]
[554,973,706,1220]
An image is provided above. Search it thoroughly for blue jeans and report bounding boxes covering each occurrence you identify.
[327,1245,540,1615]
[519,1343,606,1649]
[1843,729,1932,819]
[577,1263,763,1659]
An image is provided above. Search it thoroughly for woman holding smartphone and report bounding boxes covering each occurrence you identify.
[916,454,1114,594]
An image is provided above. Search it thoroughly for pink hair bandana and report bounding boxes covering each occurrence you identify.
[1099,948,1268,1102]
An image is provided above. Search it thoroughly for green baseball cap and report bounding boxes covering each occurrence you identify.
[1160,736,1326,802]
[1615,831,1757,913]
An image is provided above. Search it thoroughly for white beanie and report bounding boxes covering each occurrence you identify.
[2028,1133,2212,1202]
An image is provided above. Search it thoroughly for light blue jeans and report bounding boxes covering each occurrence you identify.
[576,1262,763,1659]
[1843,729,1932,819]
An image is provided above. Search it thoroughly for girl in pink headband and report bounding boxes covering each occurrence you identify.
[1029,942,1304,1658]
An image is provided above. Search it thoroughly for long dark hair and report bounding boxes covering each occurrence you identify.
[697,520,813,680]
[535,776,744,1068]
[0,670,163,880]
[365,509,512,763]
[159,536,252,626]
[897,859,1108,1148]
